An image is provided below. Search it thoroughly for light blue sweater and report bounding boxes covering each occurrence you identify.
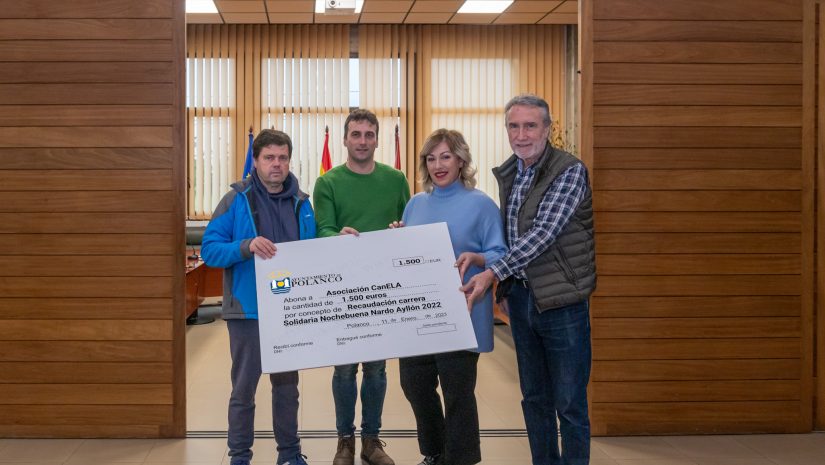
[402,181,507,352]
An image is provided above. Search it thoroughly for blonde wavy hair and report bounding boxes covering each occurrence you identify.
[418,129,478,193]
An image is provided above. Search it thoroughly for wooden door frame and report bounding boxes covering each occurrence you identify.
[812,0,825,432]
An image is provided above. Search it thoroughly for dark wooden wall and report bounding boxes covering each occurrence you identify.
[582,0,815,434]
[0,0,186,437]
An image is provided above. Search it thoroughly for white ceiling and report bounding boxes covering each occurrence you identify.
[187,0,578,25]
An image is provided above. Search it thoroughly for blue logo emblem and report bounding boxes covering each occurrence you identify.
[270,277,292,294]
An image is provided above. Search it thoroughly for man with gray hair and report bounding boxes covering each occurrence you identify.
[462,94,596,465]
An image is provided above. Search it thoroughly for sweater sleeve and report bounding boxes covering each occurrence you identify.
[478,197,507,268]
[312,175,340,238]
[396,173,411,219]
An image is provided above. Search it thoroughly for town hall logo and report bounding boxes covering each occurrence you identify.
[269,270,292,295]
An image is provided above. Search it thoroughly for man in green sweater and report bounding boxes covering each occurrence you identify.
[313,109,410,465]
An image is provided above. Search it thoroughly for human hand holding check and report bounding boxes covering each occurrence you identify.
[460,268,496,311]
[454,252,484,282]
[249,236,278,259]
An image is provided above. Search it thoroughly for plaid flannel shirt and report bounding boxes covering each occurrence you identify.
[490,158,587,281]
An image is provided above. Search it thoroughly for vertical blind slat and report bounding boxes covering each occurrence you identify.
[186,24,569,216]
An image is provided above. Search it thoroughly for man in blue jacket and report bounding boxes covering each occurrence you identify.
[202,129,316,465]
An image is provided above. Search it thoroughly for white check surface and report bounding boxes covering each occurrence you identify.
[254,223,478,373]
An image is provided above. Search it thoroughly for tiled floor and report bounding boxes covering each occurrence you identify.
[2,434,825,465]
[185,307,525,434]
[1,307,823,465]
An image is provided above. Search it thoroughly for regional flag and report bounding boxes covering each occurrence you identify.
[320,126,332,175]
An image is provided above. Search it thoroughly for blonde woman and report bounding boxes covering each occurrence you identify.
[393,129,506,465]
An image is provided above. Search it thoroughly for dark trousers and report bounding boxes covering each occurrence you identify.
[508,285,591,465]
[399,350,481,465]
[227,319,301,465]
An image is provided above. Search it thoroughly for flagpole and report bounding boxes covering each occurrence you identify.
[394,123,401,170]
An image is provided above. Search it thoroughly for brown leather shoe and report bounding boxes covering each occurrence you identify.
[332,435,355,465]
[360,436,395,465]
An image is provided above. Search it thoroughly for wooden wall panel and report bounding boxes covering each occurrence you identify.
[0,171,172,190]
[0,298,173,319]
[0,0,185,438]
[584,0,813,434]
[594,106,803,127]
[0,192,175,213]
[592,0,802,21]
[0,342,172,362]
[594,148,801,169]
[0,234,172,255]
[596,212,800,233]
[0,384,173,404]
[0,84,175,104]
[594,84,802,105]
[0,62,175,83]
[0,213,176,234]
[0,40,174,61]
[816,0,825,432]
[592,296,801,317]
[0,19,173,40]
[594,20,803,42]
[594,42,802,64]
[0,106,176,127]
[591,402,801,435]
[596,233,802,254]
[593,191,801,212]
[0,255,175,275]
[593,338,801,360]
[0,363,173,384]
[0,0,173,19]
[592,380,800,402]
[594,170,801,189]
[0,148,174,170]
[593,64,802,85]
[597,254,801,274]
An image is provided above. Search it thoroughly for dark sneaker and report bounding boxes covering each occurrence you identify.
[360,437,395,465]
[281,453,309,465]
[417,455,442,465]
[230,461,251,465]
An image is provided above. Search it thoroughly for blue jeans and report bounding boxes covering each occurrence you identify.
[332,361,387,436]
[507,284,591,465]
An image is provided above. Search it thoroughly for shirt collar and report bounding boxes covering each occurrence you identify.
[516,153,544,175]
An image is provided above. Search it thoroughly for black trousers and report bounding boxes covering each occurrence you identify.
[399,350,481,465]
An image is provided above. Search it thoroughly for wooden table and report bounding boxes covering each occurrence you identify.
[185,257,205,319]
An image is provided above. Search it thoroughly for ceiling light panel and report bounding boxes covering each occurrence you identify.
[458,1,514,14]
[186,0,219,14]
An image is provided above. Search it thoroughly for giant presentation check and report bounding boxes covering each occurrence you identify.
[254,223,478,373]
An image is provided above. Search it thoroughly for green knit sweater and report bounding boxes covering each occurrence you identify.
[312,162,410,238]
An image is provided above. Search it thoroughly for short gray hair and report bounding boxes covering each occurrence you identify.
[505,94,552,127]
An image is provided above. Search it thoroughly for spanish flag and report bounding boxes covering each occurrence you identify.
[320,126,332,175]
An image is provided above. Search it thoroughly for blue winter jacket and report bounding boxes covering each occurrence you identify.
[201,176,316,319]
